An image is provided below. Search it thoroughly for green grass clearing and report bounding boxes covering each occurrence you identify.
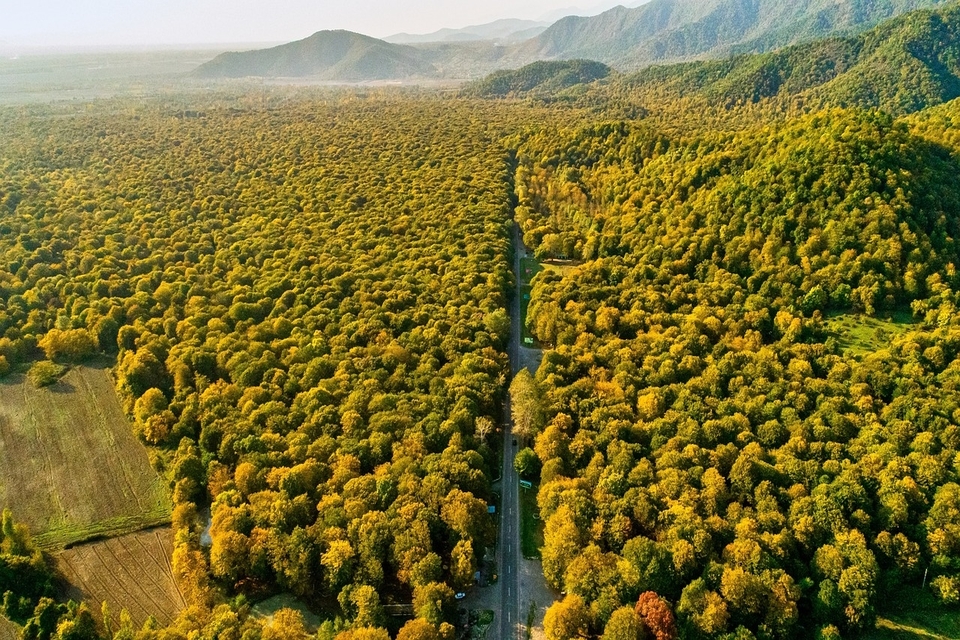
[0,364,171,549]
[469,610,494,640]
[863,586,960,639]
[519,481,543,559]
[520,257,543,286]
[251,593,324,632]
[824,311,915,357]
[520,285,539,348]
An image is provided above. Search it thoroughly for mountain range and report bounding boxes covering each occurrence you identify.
[194,0,952,82]
[523,0,952,68]
[384,19,550,45]
[474,0,960,116]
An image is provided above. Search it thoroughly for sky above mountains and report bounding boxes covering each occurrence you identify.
[1,0,641,48]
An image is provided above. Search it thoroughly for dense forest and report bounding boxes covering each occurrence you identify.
[3,3,960,640]
[462,60,612,99]
[511,96,960,638]
[0,95,554,639]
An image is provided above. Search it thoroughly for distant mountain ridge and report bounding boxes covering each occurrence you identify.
[385,19,549,44]
[193,30,435,81]
[519,0,951,67]
[615,1,960,114]
[192,0,954,82]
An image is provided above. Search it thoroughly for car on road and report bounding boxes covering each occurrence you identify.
[512,439,517,446]
[455,592,466,600]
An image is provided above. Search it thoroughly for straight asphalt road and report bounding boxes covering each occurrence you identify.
[499,222,524,640]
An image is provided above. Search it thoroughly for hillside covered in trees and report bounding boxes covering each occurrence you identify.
[605,0,960,115]
[512,101,960,639]
[462,60,612,99]
[519,0,951,69]
[191,0,950,81]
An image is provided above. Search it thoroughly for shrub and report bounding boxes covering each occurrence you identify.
[26,361,68,388]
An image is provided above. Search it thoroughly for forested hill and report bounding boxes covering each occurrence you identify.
[192,0,953,81]
[462,60,612,98]
[595,0,960,116]
[515,0,949,69]
[193,30,437,80]
[514,103,960,639]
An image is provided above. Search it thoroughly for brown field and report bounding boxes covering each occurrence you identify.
[0,616,19,640]
[0,364,171,549]
[54,527,185,627]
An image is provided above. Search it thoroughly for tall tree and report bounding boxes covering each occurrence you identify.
[510,367,544,441]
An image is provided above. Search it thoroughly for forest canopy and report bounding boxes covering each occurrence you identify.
[4,5,960,638]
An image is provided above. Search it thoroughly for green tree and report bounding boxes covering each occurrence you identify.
[544,594,590,640]
[510,368,544,441]
[413,582,455,627]
[514,447,541,479]
[602,606,646,640]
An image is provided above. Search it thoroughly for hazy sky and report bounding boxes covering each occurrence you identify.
[0,0,634,48]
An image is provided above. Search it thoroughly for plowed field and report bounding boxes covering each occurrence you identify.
[54,528,185,627]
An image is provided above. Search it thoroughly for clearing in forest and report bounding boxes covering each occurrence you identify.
[867,586,960,639]
[824,311,916,356]
[53,528,185,628]
[251,594,323,632]
[0,364,171,549]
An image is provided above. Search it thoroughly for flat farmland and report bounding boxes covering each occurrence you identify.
[0,364,171,549]
[54,528,185,627]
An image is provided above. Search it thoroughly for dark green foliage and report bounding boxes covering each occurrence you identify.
[464,60,612,98]
[526,0,948,70]
[0,511,55,626]
[614,1,960,115]
[514,447,541,479]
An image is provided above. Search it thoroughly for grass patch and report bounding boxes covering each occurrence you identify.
[824,311,915,357]
[469,610,494,640]
[519,481,543,559]
[252,593,323,632]
[0,365,171,550]
[542,262,579,277]
[864,586,960,639]
[519,285,539,348]
[520,257,543,286]
[36,512,171,549]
